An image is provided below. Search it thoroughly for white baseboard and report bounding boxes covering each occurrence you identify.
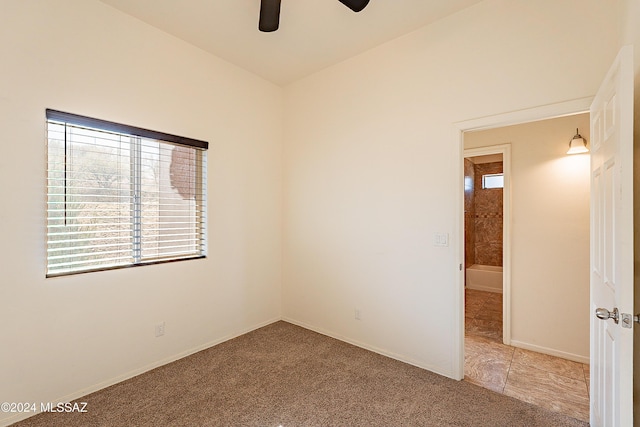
[281,317,456,380]
[0,317,281,427]
[509,339,589,364]
[3,316,460,427]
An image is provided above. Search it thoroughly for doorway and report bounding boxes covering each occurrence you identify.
[463,145,510,345]
[456,104,592,422]
[454,98,593,379]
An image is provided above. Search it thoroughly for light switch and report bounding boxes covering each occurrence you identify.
[434,232,449,247]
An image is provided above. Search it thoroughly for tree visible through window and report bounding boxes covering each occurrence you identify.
[46,110,208,276]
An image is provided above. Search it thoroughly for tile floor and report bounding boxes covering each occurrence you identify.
[464,288,590,423]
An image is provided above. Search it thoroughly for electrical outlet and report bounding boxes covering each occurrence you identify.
[155,322,165,337]
[355,308,361,320]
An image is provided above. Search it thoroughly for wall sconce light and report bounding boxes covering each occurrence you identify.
[567,128,589,154]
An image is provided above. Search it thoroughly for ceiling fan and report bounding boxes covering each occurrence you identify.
[259,0,371,32]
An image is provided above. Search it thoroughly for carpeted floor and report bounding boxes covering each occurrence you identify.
[13,321,588,426]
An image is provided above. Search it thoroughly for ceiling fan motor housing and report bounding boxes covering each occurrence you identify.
[338,0,370,12]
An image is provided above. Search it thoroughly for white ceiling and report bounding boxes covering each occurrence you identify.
[99,0,484,86]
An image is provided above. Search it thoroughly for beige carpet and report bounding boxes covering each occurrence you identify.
[13,321,588,426]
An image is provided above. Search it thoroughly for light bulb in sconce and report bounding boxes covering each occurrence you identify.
[567,128,589,154]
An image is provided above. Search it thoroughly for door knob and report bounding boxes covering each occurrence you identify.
[595,307,619,324]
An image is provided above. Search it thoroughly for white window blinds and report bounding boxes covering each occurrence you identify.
[46,110,207,277]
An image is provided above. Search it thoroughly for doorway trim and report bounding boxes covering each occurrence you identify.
[463,144,512,345]
[452,96,593,380]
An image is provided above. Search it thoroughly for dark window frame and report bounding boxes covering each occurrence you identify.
[45,109,208,277]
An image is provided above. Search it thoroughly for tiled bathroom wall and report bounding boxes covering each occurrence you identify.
[473,161,503,266]
[464,159,475,269]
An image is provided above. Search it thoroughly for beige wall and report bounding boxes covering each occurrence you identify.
[465,114,590,361]
[0,1,282,424]
[283,0,619,376]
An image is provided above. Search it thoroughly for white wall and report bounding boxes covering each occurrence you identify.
[282,0,620,377]
[0,1,282,424]
[465,114,591,361]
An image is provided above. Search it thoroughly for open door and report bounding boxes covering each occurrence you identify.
[590,45,634,426]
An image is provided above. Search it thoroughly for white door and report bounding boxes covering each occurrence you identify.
[590,45,634,427]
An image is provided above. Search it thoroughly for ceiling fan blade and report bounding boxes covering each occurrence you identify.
[259,0,281,32]
[338,0,370,12]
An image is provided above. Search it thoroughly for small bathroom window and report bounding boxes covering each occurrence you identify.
[482,173,504,189]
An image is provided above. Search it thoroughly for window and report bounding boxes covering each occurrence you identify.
[482,173,504,189]
[46,110,208,277]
